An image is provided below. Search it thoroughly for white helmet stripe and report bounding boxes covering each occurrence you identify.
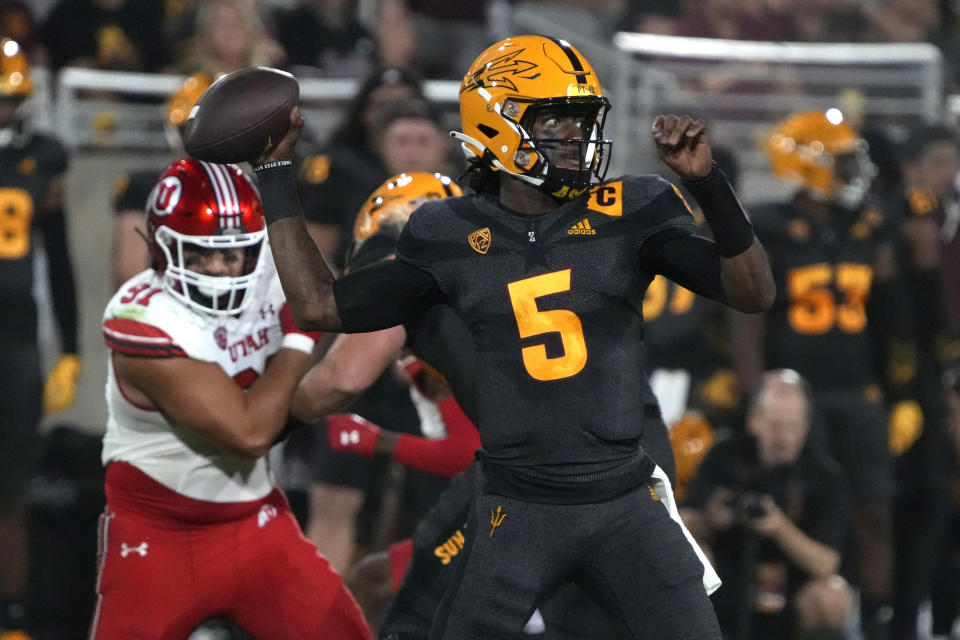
[200,161,240,229]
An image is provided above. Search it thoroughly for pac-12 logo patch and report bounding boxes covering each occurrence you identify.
[468,227,491,254]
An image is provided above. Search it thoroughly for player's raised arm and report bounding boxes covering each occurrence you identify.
[252,107,345,331]
[652,114,776,313]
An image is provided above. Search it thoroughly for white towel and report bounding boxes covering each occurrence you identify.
[650,464,722,595]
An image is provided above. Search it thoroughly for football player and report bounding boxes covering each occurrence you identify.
[89,158,370,639]
[296,171,680,638]
[886,124,960,639]
[0,38,79,638]
[728,109,919,639]
[255,35,774,638]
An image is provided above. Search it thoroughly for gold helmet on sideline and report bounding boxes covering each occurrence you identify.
[353,171,462,242]
[454,35,611,200]
[0,38,31,96]
[767,109,876,209]
[166,72,213,129]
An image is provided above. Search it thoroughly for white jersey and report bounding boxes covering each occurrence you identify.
[101,254,286,502]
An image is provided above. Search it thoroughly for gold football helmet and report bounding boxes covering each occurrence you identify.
[347,172,462,266]
[767,110,876,208]
[166,73,213,129]
[0,38,31,97]
[455,35,611,200]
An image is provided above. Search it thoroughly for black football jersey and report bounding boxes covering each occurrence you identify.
[396,175,703,472]
[0,133,73,351]
[752,199,893,389]
[0,134,67,301]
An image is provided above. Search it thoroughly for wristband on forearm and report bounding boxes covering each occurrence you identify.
[252,160,301,224]
[682,161,755,257]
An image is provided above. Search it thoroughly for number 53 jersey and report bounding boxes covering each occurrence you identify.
[751,199,892,389]
[396,175,704,472]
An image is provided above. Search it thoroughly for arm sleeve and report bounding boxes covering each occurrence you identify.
[40,205,79,354]
[639,230,727,304]
[392,396,481,477]
[332,259,445,333]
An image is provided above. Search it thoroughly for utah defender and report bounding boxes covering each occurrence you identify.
[255,35,774,638]
[0,38,79,636]
[89,158,370,640]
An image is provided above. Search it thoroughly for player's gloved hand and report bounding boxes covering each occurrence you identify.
[326,413,381,458]
[889,400,924,456]
[43,354,81,414]
[279,302,322,354]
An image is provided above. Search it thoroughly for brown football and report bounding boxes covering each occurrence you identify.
[183,67,299,164]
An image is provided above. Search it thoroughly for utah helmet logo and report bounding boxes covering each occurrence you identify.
[461,49,539,94]
[468,227,491,254]
[148,176,182,217]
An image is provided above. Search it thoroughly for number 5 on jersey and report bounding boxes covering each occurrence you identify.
[507,269,587,381]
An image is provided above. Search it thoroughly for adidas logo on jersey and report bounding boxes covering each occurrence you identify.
[568,218,596,235]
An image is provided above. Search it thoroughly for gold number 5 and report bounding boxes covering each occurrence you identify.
[507,269,588,381]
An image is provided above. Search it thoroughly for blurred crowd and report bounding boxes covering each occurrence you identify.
[1,0,960,639]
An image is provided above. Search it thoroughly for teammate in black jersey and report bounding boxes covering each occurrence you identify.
[729,110,920,640]
[254,35,774,639]
[0,39,79,636]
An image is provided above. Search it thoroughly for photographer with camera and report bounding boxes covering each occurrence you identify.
[681,369,853,640]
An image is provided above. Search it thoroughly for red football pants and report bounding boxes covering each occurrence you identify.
[88,462,371,640]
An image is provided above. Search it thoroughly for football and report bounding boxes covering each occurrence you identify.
[183,67,299,164]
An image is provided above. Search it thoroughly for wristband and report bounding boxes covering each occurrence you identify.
[682,161,755,257]
[253,161,301,224]
[281,333,316,354]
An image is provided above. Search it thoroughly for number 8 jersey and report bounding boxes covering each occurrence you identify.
[100,253,286,502]
[395,175,708,474]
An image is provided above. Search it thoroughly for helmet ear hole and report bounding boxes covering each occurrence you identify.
[477,124,499,139]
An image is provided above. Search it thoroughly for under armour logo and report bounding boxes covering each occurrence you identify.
[258,504,278,528]
[120,542,149,558]
[489,505,506,537]
[340,430,361,446]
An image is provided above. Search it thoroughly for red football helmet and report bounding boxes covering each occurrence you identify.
[147,157,266,315]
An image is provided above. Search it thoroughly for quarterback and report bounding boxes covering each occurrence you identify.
[89,158,370,639]
[255,35,774,638]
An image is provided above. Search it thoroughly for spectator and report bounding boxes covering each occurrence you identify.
[0,2,38,58]
[376,100,456,179]
[729,109,920,640]
[617,0,682,35]
[296,66,426,269]
[681,369,853,640]
[272,0,374,78]
[0,39,80,637]
[374,0,508,79]
[38,0,168,72]
[674,0,787,41]
[168,0,284,77]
